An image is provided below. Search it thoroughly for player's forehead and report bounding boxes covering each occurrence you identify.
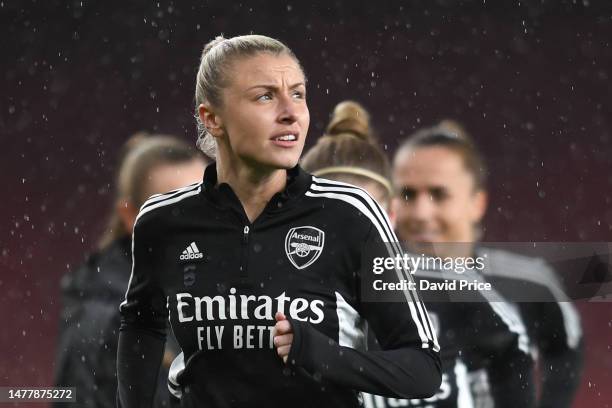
[144,160,204,197]
[229,53,305,91]
[394,147,467,190]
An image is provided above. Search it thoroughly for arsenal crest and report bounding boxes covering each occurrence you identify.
[285,226,325,270]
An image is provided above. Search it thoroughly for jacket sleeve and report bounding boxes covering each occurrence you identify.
[116,215,168,408]
[519,300,584,408]
[90,303,123,408]
[471,339,536,408]
[517,259,584,408]
[288,211,441,399]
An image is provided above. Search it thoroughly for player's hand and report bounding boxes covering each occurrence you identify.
[274,312,293,363]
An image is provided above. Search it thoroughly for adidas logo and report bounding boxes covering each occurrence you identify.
[180,242,203,261]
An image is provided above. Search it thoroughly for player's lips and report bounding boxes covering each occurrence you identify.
[408,231,441,242]
[270,131,300,147]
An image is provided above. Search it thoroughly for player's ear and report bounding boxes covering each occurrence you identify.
[116,199,139,234]
[199,103,224,138]
[470,189,487,223]
[390,196,402,221]
[386,200,397,228]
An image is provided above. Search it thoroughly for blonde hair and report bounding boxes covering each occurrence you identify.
[98,134,205,249]
[194,34,301,159]
[301,101,393,201]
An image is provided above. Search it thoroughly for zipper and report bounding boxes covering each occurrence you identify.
[240,225,250,278]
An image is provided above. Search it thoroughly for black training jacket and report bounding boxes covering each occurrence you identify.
[362,246,583,408]
[476,247,584,408]
[362,266,535,408]
[54,237,174,408]
[117,163,441,408]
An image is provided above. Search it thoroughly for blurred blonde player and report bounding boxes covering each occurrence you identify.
[54,133,207,408]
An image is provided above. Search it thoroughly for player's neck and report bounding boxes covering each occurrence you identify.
[216,158,287,223]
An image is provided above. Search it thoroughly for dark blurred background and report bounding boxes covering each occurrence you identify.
[1,0,611,406]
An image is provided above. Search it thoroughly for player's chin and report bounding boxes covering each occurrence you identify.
[407,240,439,256]
[265,149,303,169]
[408,229,444,243]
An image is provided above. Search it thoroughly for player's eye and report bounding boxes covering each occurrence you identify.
[429,187,449,202]
[400,187,416,202]
[257,93,273,101]
[292,90,305,99]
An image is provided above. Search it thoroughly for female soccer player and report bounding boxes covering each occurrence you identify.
[116,35,441,408]
[392,121,584,408]
[302,102,536,408]
[54,134,206,408]
[301,100,394,211]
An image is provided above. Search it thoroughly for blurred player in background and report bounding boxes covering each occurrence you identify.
[54,133,207,408]
[301,100,394,212]
[392,121,584,408]
[302,101,536,407]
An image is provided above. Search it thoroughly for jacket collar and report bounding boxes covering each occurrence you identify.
[201,162,312,215]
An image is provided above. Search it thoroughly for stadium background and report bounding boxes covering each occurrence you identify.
[1,0,611,406]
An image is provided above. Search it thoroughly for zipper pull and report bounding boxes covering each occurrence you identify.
[243,225,250,244]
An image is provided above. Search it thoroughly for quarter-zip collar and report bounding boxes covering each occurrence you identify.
[201,162,312,216]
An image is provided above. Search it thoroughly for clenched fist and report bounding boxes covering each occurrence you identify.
[273,312,293,363]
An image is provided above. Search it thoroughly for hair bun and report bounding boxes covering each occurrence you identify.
[436,119,472,142]
[326,100,372,141]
